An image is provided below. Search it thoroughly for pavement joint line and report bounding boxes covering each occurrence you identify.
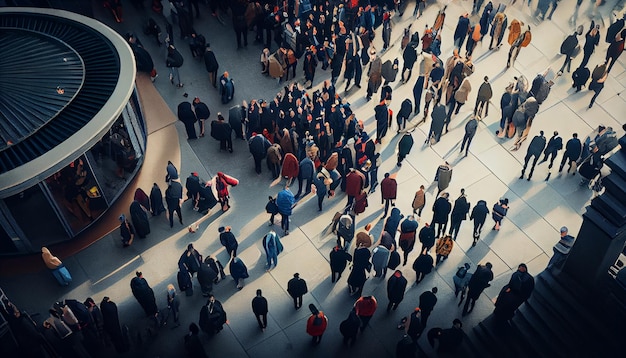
[91,255,141,286]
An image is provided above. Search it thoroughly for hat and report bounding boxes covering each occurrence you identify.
[119,214,125,222]
[218,226,225,233]
[192,172,198,177]
[560,226,568,233]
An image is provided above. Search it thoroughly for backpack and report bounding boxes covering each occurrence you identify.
[456,266,468,279]
[387,251,401,270]
[560,34,578,55]
[508,19,521,45]
[572,67,590,87]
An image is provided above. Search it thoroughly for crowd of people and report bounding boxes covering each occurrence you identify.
[6,0,625,357]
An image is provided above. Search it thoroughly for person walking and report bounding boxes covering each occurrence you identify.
[203,44,219,88]
[287,273,308,309]
[449,189,470,240]
[507,21,531,69]
[557,27,582,76]
[580,22,600,69]
[251,289,268,331]
[100,297,124,353]
[192,97,210,137]
[348,242,372,296]
[184,323,208,358]
[372,243,391,278]
[165,284,181,328]
[276,186,295,235]
[412,185,426,217]
[262,229,281,270]
[432,192,452,238]
[520,130,547,180]
[41,247,72,286]
[218,226,239,258]
[366,48,383,101]
[419,287,438,328]
[413,252,434,285]
[435,235,454,266]
[588,64,608,108]
[380,173,398,217]
[198,295,227,335]
[354,295,377,332]
[399,215,418,266]
[339,309,361,346]
[494,263,535,322]
[435,162,453,195]
[387,270,408,312]
[547,226,576,270]
[179,243,202,277]
[462,262,493,316]
[166,44,184,88]
[453,263,472,305]
[538,131,563,169]
[474,76,492,118]
[469,200,489,245]
[330,245,352,283]
[460,115,478,157]
[403,307,423,343]
[294,156,315,199]
[249,132,271,174]
[165,179,183,228]
[419,223,436,254]
[605,29,626,74]
[130,271,158,317]
[178,101,198,140]
[427,319,464,354]
[491,198,509,231]
[559,133,582,174]
[306,304,328,344]
[197,258,217,297]
[397,132,414,167]
[229,256,249,290]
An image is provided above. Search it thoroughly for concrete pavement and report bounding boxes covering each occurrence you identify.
[1,1,625,357]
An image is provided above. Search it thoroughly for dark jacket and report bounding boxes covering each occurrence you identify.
[330,247,353,273]
[432,197,452,224]
[470,200,489,224]
[193,101,211,120]
[412,253,434,274]
[252,296,268,315]
[419,291,437,312]
[398,133,414,157]
[451,195,470,222]
[387,272,408,303]
[527,134,547,156]
[381,176,398,200]
[419,225,436,248]
[287,277,308,298]
[544,134,563,154]
[249,134,271,158]
[166,47,184,68]
[219,231,238,253]
[564,137,582,160]
[203,49,219,72]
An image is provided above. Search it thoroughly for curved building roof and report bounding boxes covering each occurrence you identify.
[0,7,136,198]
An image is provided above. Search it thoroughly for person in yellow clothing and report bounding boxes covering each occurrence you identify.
[435,235,454,266]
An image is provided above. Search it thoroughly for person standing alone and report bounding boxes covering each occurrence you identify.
[251,289,268,331]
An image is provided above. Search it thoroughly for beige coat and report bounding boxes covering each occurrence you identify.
[42,247,62,270]
[454,78,472,104]
[412,189,426,210]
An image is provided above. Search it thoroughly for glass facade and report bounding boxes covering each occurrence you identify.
[0,90,146,255]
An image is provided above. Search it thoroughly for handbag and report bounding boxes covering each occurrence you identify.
[57,266,72,284]
[492,203,507,216]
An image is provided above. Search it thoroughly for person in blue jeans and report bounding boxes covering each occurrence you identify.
[263,230,280,271]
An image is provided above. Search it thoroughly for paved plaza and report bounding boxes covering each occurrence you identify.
[1,1,625,357]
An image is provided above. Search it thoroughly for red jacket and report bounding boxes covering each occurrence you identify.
[354,296,378,317]
[281,153,299,179]
[345,170,365,197]
[380,177,397,200]
[306,313,328,336]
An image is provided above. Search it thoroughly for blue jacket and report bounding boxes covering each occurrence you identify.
[299,157,315,180]
[276,189,295,215]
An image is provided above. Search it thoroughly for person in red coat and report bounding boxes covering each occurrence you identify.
[354,295,377,332]
[281,153,299,186]
[380,173,398,217]
[215,172,239,211]
[306,304,328,344]
[345,169,366,207]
